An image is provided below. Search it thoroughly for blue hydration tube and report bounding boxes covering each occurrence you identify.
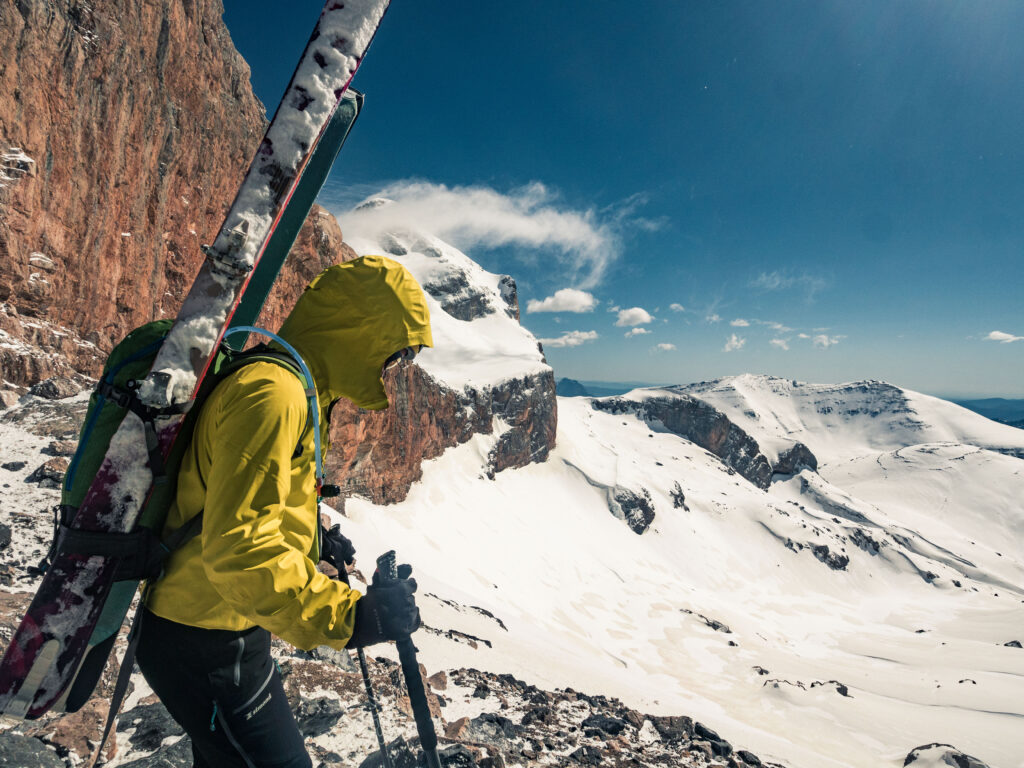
[222,326,324,490]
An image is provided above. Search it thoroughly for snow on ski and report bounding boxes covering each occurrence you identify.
[0,0,390,719]
[229,89,364,343]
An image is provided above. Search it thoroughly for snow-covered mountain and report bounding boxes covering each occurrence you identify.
[2,222,1021,768]
[323,201,556,503]
[326,367,1023,768]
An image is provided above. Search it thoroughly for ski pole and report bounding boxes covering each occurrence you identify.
[357,647,394,768]
[337,566,393,768]
[376,551,444,768]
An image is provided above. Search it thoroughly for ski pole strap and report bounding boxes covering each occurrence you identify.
[88,603,146,768]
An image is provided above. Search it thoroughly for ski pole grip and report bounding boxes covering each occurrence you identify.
[376,550,398,583]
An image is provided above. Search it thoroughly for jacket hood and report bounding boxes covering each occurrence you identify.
[278,256,433,410]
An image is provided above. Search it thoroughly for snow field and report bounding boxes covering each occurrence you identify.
[327,390,1024,768]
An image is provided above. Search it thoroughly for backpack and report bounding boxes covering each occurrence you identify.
[45,319,323,715]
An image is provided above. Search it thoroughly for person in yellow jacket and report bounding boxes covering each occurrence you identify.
[136,256,433,768]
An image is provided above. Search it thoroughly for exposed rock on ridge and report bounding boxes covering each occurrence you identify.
[592,395,774,490]
[327,360,557,505]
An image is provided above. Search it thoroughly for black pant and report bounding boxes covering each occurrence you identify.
[136,609,312,768]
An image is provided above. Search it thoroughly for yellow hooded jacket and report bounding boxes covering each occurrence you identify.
[146,256,433,650]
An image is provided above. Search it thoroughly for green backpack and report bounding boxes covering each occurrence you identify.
[49,319,321,713]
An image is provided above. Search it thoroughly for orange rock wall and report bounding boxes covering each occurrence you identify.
[0,0,265,379]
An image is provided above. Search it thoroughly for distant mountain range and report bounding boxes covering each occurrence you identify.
[556,377,659,398]
[560,379,1024,430]
[954,398,1024,428]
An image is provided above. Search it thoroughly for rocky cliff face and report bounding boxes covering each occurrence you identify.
[592,395,774,490]
[0,0,350,386]
[326,295,557,505]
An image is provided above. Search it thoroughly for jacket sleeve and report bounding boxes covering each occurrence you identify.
[198,364,360,651]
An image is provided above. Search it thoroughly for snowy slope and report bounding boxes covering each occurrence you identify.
[670,374,1024,465]
[324,376,1024,768]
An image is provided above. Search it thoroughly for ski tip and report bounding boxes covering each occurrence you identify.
[1,639,61,720]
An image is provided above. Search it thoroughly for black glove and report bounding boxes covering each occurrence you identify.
[320,524,356,570]
[347,567,420,648]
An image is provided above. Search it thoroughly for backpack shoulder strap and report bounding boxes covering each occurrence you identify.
[213,344,314,456]
[162,328,326,558]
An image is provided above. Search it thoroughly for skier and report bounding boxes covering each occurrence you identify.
[135,255,433,768]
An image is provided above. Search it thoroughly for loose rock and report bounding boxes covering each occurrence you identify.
[28,377,83,400]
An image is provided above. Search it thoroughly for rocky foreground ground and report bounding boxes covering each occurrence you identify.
[0,586,775,768]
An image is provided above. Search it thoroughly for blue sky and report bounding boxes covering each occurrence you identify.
[223,1,1024,397]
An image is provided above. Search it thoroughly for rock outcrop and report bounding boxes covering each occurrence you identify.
[772,441,818,475]
[327,363,557,504]
[609,486,656,535]
[903,743,991,768]
[592,395,773,490]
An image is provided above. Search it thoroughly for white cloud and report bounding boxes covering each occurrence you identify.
[539,330,599,348]
[625,327,650,337]
[669,303,686,312]
[706,313,721,324]
[813,334,845,348]
[987,330,1024,344]
[724,334,746,352]
[526,288,597,314]
[751,271,828,299]
[655,343,676,352]
[615,307,654,327]
[797,333,810,339]
[770,338,790,351]
[730,318,750,327]
[341,181,623,289]
[757,320,794,333]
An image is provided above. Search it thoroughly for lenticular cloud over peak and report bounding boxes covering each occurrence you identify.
[340,181,621,289]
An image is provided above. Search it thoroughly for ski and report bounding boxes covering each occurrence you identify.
[0,0,390,720]
[228,88,364,346]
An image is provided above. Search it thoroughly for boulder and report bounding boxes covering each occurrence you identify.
[295,696,343,738]
[773,441,818,474]
[0,734,65,768]
[581,714,628,736]
[28,377,82,400]
[26,456,69,488]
